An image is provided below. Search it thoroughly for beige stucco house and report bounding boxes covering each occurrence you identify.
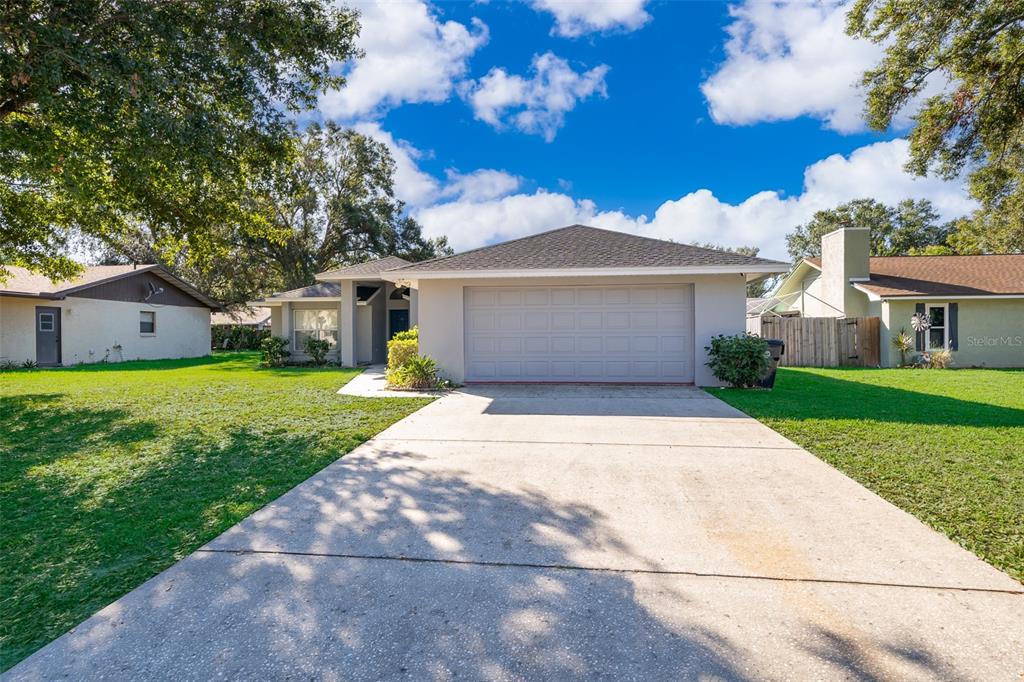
[1,264,220,366]
[767,227,1024,367]
[250,225,788,385]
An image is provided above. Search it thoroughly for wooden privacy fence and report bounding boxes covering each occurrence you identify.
[751,316,881,367]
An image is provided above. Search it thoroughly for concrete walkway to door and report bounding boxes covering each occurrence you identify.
[7,385,1022,680]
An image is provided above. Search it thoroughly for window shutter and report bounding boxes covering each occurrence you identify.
[949,302,958,350]
[915,302,926,351]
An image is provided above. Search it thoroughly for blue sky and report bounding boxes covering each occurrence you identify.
[317,0,973,259]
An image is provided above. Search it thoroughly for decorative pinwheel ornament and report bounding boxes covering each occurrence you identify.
[910,312,931,332]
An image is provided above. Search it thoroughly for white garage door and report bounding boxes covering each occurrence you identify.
[464,285,694,383]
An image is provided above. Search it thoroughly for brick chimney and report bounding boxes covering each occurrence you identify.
[820,227,870,317]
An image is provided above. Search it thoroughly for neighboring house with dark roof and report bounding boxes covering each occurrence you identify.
[211,307,271,330]
[0,264,221,366]
[249,225,788,384]
[768,227,1024,367]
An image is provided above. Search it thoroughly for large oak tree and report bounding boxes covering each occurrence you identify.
[848,0,1024,252]
[1,0,360,280]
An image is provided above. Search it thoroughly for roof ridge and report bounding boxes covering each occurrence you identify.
[387,224,587,272]
[390,224,788,271]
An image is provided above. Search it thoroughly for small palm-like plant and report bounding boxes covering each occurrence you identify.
[387,354,440,389]
[891,327,914,367]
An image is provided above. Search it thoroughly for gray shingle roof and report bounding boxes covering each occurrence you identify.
[253,282,341,301]
[318,256,411,279]
[389,225,788,273]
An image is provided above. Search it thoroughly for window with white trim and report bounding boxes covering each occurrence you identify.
[140,311,156,334]
[38,312,54,332]
[926,304,947,349]
[293,309,338,351]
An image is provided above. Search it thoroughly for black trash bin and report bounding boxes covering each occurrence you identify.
[759,339,785,389]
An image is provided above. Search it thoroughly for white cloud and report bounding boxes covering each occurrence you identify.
[352,122,441,206]
[441,169,522,202]
[413,139,975,258]
[462,52,609,141]
[321,1,487,119]
[701,1,879,133]
[528,0,651,37]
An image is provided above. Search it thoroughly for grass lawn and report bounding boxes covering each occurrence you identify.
[0,353,431,671]
[710,367,1024,583]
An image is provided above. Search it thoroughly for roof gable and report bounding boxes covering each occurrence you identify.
[389,225,788,273]
[0,264,220,308]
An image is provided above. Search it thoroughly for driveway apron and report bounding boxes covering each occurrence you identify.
[6,385,1022,681]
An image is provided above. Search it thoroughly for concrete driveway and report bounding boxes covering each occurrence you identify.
[7,385,1023,681]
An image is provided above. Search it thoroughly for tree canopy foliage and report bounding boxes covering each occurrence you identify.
[694,242,775,297]
[786,198,951,261]
[1,0,361,280]
[96,123,451,305]
[847,0,1024,252]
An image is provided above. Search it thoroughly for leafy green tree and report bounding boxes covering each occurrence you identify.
[847,0,1024,251]
[1,0,360,281]
[96,123,452,305]
[786,198,952,261]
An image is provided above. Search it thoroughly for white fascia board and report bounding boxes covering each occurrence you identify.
[315,273,386,282]
[249,296,342,304]
[851,283,883,301]
[381,264,789,282]
[766,261,811,299]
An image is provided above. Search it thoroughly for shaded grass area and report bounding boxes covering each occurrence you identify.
[0,353,430,670]
[710,368,1024,583]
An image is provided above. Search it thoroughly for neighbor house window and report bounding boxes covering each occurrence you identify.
[293,309,337,351]
[926,304,947,349]
[140,311,156,334]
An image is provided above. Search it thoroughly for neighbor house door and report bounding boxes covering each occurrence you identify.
[35,306,61,366]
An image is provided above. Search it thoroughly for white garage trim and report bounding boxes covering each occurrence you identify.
[464,284,695,383]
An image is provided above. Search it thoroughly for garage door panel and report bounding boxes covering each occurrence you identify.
[551,337,574,353]
[551,315,575,330]
[606,336,630,353]
[523,312,549,330]
[605,311,631,328]
[465,285,693,383]
[524,337,549,353]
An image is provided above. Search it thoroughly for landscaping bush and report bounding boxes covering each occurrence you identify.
[304,337,331,366]
[259,336,291,367]
[386,354,441,389]
[917,348,953,369]
[387,325,419,371]
[705,333,770,388]
[212,325,270,351]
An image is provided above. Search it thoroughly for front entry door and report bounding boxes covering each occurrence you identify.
[35,306,62,366]
[389,309,410,339]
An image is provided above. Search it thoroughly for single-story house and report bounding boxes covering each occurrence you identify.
[767,227,1024,367]
[211,307,272,330]
[0,264,220,366]
[250,225,788,385]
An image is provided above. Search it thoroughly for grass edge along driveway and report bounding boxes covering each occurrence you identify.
[710,367,1023,584]
[0,352,432,671]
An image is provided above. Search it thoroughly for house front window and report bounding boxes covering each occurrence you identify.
[293,309,338,351]
[927,304,947,349]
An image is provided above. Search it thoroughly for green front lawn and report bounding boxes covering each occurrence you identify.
[0,353,431,671]
[710,368,1024,583]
